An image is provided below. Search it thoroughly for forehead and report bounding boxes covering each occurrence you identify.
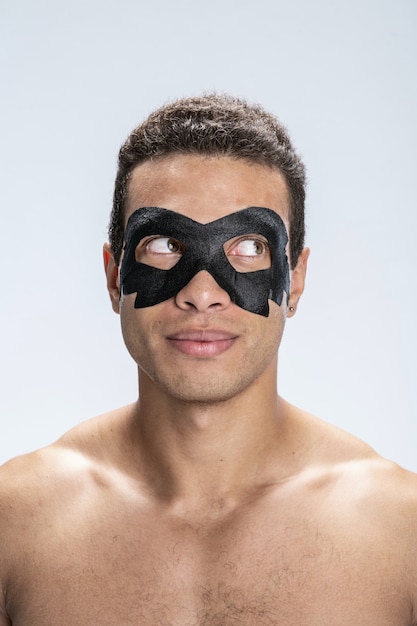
[125,154,290,228]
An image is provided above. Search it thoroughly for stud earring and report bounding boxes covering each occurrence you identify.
[289,306,295,312]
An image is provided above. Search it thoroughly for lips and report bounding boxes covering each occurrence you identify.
[166,329,238,357]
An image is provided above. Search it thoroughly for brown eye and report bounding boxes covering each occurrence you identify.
[135,236,185,270]
[225,236,271,272]
[252,241,265,255]
[231,238,269,257]
[167,239,182,253]
[147,237,184,254]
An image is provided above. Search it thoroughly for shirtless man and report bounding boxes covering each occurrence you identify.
[0,94,416,625]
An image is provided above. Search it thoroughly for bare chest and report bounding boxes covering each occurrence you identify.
[7,495,410,626]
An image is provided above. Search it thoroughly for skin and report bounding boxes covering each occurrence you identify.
[0,154,416,625]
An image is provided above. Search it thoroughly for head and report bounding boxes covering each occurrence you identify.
[105,155,308,404]
[109,93,306,270]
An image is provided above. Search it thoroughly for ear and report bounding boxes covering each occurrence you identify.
[103,243,120,314]
[287,247,310,317]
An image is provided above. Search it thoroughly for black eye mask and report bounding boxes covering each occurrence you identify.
[120,206,290,317]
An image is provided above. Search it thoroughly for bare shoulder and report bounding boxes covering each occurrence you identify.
[0,439,80,618]
[301,406,417,513]
[0,404,134,536]
[0,406,134,620]
[298,406,417,613]
[0,420,95,528]
[343,454,417,616]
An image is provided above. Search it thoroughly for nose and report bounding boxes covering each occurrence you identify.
[175,270,231,312]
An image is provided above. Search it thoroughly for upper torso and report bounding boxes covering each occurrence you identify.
[1,411,416,626]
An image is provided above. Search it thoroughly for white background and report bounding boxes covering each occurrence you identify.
[1,0,416,471]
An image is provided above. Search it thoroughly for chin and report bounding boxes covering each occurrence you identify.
[144,365,271,406]
[163,386,243,406]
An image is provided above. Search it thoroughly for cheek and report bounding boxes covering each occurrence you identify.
[247,303,285,343]
[119,299,148,357]
[262,304,287,346]
[268,299,286,320]
[119,298,164,357]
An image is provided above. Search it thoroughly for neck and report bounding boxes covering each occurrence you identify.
[124,368,299,508]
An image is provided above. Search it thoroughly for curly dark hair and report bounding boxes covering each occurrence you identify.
[109,94,306,269]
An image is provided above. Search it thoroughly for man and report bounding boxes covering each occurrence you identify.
[0,94,416,625]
